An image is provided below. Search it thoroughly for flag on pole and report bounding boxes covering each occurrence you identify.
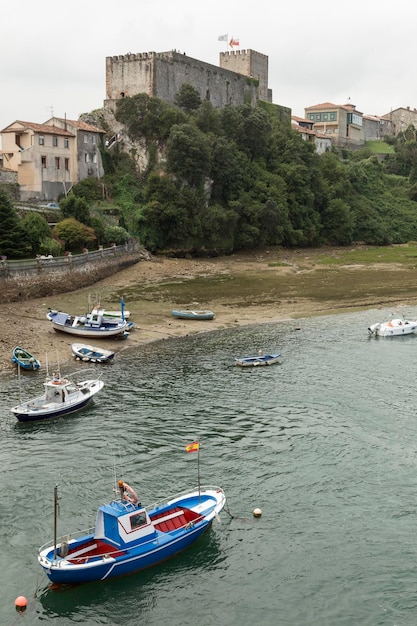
[218,34,228,42]
[186,441,200,454]
[229,37,239,48]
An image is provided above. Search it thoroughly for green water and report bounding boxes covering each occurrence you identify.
[2,308,417,625]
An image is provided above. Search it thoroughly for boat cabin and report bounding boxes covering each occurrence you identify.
[44,375,79,403]
[94,501,156,547]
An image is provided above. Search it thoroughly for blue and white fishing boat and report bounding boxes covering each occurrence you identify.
[11,346,41,370]
[11,369,104,422]
[71,343,115,363]
[47,308,130,339]
[38,481,226,585]
[171,309,214,320]
[235,351,281,367]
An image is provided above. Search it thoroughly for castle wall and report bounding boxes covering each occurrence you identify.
[105,50,263,110]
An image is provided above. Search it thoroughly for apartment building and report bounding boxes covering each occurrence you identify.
[1,118,105,201]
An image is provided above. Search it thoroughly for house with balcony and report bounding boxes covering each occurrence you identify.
[304,102,365,148]
[1,118,105,202]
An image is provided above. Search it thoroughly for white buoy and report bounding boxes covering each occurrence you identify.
[253,508,262,518]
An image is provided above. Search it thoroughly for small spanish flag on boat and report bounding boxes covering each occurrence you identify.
[186,441,200,453]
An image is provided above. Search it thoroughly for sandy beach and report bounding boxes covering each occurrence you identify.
[2,247,416,375]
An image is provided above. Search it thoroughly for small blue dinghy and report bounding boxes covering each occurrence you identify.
[12,346,41,370]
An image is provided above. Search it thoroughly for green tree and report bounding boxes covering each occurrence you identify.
[19,212,52,256]
[53,218,96,251]
[174,84,202,113]
[116,93,186,141]
[194,100,222,135]
[166,123,211,187]
[0,191,26,258]
[103,225,130,245]
[60,194,93,226]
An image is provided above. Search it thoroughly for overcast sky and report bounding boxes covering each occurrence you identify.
[2,0,417,138]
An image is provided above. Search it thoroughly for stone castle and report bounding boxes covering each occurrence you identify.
[104,48,274,112]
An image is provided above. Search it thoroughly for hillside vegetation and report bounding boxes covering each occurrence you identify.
[3,87,417,259]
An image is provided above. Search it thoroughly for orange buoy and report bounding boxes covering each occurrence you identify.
[15,596,27,611]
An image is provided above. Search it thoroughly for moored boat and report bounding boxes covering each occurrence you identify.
[71,343,115,363]
[38,480,226,585]
[171,309,214,320]
[235,351,281,367]
[11,369,104,422]
[368,318,417,337]
[11,346,41,370]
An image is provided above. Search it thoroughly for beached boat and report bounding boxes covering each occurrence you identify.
[38,481,226,585]
[171,310,215,320]
[235,352,281,367]
[11,370,104,422]
[47,309,130,339]
[71,343,115,363]
[368,318,417,337]
[11,346,41,370]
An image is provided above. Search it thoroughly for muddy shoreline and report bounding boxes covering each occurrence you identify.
[2,248,417,376]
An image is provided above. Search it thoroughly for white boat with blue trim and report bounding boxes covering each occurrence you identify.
[71,343,115,363]
[235,351,281,367]
[38,481,226,585]
[47,309,130,338]
[11,369,104,422]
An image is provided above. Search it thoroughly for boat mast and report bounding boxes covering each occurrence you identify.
[53,485,58,561]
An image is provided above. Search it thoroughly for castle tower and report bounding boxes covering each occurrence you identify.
[219,49,271,102]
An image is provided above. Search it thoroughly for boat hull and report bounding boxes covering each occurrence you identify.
[12,396,94,422]
[40,521,211,584]
[171,310,214,320]
[50,322,127,338]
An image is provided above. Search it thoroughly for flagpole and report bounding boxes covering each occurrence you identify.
[197,442,201,502]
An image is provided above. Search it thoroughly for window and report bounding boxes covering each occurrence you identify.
[92,135,96,144]
[64,138,69,149]
[64,158,69,171]
[93,153,97,164]
[39,135,45,145]
[330,112,337,121]
[84,134,88,143]
[55,157,61,169]
[41,156,47,168]
[130,512,147,530]
[53,136,58,147]
[84,153,88,163]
